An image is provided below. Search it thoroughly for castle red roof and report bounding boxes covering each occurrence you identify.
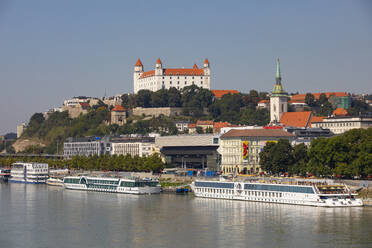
[204,58,209,64]
[135,59,143,67]
[280,111,312,128]
[112,105,126,112]
[139,68,204,79]
[156,58,162,64]
[211,90,239,99]
[193,64,198,69]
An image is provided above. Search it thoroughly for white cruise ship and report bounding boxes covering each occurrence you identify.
[9,162,49,184]
[190,180,363,207]
[63,176,161,194]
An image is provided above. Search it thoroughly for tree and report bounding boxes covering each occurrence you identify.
[168,87,182,107]
[305,93,315,107]
[318,93,328,105]
[318,101,333,116]
[290,143,309,176]
[239,108,269,126]
[259,140,293,175]
[136,90,152,107]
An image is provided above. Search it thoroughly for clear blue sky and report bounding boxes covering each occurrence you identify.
[1,0,371,134]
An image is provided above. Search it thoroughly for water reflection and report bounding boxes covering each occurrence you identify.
[0,183,371,248]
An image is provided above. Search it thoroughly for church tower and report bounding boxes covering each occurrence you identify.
[133,58,144,94]
[270,58,288,123]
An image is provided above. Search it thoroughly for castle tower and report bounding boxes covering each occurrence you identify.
[203,58,210,76]
[111,105,127,126]
[155,58,163,76]
[134,59,144,94]
[270,58,288,123]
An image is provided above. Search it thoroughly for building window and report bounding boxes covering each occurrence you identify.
[185,82,187,85]
[162,77,164,79]
[162,81,164,84]
[201,81,203,84]
[177,81,179,84]
[192,76,194,79]
[192,81,194,84]
[170,81,172,84]
[177,77,179,79]
[185,77,187,79]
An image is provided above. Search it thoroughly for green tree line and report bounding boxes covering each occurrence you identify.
[0,153,164,173]
[260,128,372,178]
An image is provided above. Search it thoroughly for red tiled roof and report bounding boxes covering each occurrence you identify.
[193,64,198,69]
[112,105,126,112]
[333,108,348,116]
[204,58,209,64]
[213,122,230,129]
[309,116,326,125]
[280,111,312,128]
[211,90,239,99]
[196,120,214,126]
[258,100,270,104]
[291,92,348,101]
[156,58,162,64]
[139,68,204,79]
[188,123,196,128]
[221,129,294,138]
[135,58,143,67]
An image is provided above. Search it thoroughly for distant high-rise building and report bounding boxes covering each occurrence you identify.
[133,58,210,93]
[270,59,288,123]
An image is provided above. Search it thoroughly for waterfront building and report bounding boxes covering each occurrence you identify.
[63,137,110,159]
[133,58,210,94]
[155,134,220,170]
[9,162,49,184]
[219,129,295,174]
[285,127,333,146]
[311,116,372,134]
[110,136,155,157]
[270,59,288,123]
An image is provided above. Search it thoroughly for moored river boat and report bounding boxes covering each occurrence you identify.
[63,176,161,194]
[191,179,363,207]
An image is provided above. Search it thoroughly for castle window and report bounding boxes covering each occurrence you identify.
[170,81,172,84]
[170,77,172,79]
[192,76,194,79]
[185,76,187,79]
[162,77,164,79]
[201,76,203,79]
[162,81,164,84]
[201,81,203,84]
[192,81,194,85]
[177,81,179,84]
[185,82,187,85]
[177,77,179,79]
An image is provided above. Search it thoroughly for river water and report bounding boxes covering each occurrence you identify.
[0,183,371,248]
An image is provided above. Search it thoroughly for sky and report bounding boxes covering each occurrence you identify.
[0,0,371,134]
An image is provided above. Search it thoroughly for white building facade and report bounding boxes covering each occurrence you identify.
[133,58,210,93]
[111,137,156,157]
[311,116,372,134]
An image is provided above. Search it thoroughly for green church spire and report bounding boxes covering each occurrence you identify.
[276,58,281,83]
[271,58,287,96]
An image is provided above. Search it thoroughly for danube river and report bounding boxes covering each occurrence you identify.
[1,183,371,248]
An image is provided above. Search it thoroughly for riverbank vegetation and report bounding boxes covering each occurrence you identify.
[0,153,164,173]
[260,128,372,178]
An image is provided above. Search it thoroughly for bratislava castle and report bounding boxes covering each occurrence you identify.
[133,58,210,93]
